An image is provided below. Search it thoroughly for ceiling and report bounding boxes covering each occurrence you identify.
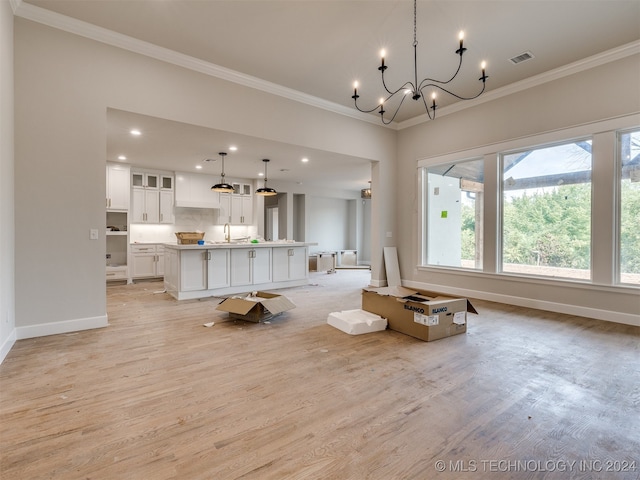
[17,0,640,191]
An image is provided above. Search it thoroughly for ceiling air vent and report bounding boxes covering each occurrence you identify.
[509,51,535,65]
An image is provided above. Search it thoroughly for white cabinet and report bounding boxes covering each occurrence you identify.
[132,170,174,224]
[230,248,271,286]
[164,244,310,300]
[217,193,231,224]
[272,247,308,282]
[179,248,230,291]
[174,172,220,208]
[132,172,158,189]
[131,244,164,279]
[218,193,252,225]
[180,249,208,291]
[106,163,130,210]
[159,190,174,224]
[231,195,253,225]
[232,182,252,196]
[207,249,230,289]
[132,188,159,223]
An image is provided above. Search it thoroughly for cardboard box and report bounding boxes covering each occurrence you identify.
[327,309,387,335]
[175,232,205,244]
[216,291,296,323]
[361,286,477,342]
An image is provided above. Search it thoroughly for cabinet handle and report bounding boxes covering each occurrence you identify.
[288,249,294,256]
[207,252,211,261]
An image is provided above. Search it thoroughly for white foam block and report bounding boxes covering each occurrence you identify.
[327,309,387,335]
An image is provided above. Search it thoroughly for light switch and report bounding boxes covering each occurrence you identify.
[90,229,99,240]
[386,231,392,238]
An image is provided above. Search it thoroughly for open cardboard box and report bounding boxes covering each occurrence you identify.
[361,286,477,342]
[216,291,296,323]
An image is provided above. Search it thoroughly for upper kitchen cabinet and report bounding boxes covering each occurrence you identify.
[131,169,174,224]
[232,182,252,196]
[132,171,158,189]
[106,163,130,211]
[231,194,253,225]
[216,193,252,225]
[174,172,220,209]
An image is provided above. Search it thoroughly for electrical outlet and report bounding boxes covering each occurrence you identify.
[386,231,392,238]
[106,253,111,259]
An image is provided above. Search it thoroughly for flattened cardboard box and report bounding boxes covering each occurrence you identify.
[361,286,477,342]
[216,291,296,323]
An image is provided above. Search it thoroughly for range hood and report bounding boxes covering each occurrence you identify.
[175,172,222,209]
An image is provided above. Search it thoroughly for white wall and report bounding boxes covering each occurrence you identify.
[306,196,351,255]
[0,0,16,362]
[12,18,395,340]
[397,54,640,324]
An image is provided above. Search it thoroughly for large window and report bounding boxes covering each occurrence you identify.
[501,140,592,280]
[424,158,484,269]
[619,129,640,285]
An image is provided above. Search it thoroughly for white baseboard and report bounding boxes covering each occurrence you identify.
[0,329,17,365]
[402,280,640,327]
[369,278,388,288]
[16,315,109,340]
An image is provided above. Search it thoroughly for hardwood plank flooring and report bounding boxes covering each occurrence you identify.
[1,271,639,479]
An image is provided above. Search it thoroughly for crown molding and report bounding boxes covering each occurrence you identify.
[13,1,388,128]
[14,2,638,132]
[9,0,22,14]
[399,40,640,130]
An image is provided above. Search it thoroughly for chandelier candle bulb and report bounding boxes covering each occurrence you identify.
[350,0,487,124]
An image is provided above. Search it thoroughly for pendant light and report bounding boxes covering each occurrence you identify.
[211,152,234,193]
[256,159,277,196]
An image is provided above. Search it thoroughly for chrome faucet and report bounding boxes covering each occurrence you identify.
[224,223,231,243]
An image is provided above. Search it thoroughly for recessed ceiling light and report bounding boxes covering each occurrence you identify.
[258,172,264,177]
[229,146,238,151]
[130,129,141,136]
[117,155,127,161]
[301,157,309,163]
[195,165,203,170]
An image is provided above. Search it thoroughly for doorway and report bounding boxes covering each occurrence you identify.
[266,205,279,241]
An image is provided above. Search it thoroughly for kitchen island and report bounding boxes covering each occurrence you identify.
[164,242,316,300]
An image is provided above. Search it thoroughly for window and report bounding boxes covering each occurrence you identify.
[501,140,592,280]
[424,158,484,269]
[618,129,640,285]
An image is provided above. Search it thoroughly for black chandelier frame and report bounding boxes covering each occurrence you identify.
[352,0,488,124]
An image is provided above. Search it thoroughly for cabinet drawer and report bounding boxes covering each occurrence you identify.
[106,266,128,280]
[131,244,158,253]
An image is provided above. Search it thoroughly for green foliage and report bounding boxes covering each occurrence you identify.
[459,178,640,275]
[620,179,640,274]
[502,184,592,269]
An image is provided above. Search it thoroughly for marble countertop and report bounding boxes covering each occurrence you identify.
[163,241,317,250]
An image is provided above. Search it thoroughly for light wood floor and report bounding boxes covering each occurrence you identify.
[1,270,639,479]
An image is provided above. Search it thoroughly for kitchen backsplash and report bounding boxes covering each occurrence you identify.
[129,208,256,244]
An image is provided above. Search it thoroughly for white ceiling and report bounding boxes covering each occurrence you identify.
[17,0,640,190]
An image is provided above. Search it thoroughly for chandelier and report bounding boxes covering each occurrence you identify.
[351,0,488,124]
